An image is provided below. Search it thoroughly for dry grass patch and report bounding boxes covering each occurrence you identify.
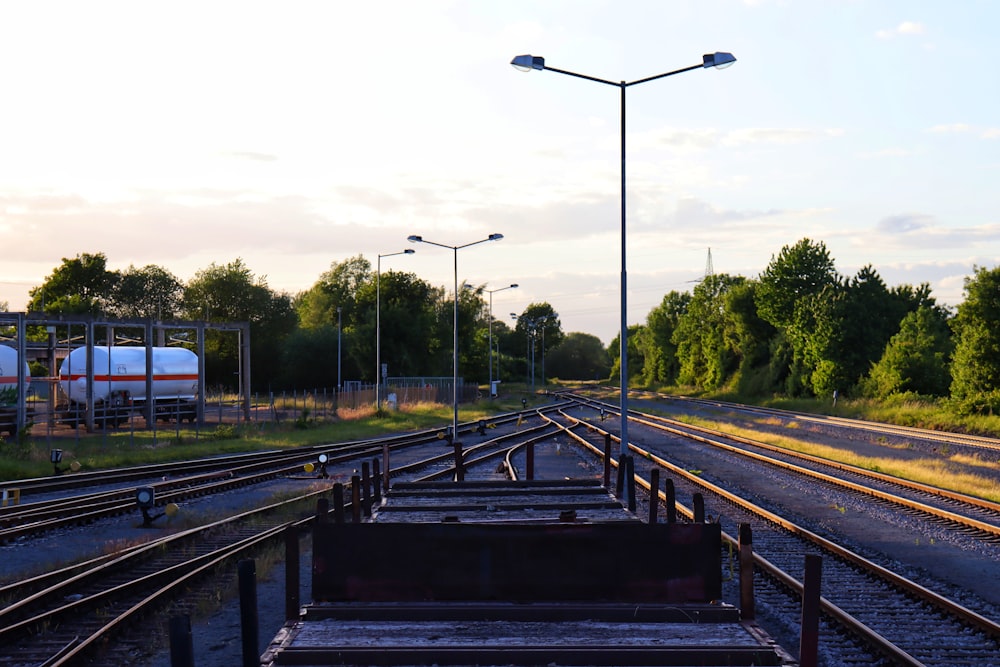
[689,418,1000,503]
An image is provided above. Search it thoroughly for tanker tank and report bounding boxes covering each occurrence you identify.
[58,345,199,425]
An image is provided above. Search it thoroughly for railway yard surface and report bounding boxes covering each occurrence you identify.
[0,390,997,666]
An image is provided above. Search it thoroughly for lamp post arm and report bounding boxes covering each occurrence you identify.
[456,236,497,251]
[541,64,618,87]
[626,63,702,87]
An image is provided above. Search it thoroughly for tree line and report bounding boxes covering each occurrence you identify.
[624,237,1000,415]
[13,252,601,392]
[11,240,1000,415]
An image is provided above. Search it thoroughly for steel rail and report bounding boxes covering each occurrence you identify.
[542,409,927,666]
[551,404,1000,660]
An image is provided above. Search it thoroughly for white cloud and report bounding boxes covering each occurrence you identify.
[876,21,926,39]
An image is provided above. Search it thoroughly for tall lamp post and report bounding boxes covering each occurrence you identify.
[485,283,518,397]
[407,233,504,444]
[511,51,736,459]
[336,306,342,391]
[376,248,415,413]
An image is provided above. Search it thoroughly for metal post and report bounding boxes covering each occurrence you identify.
[693,493,705,523]
[489,289,494,394]
[351,475,361,523]
[15,313,26,440]
[800,554,822,667]
[361,461,372,517]
[376,255,383,411]
[332,484,345,524]
[240,323,252,422]
[144,323,154,426]
[626,455,636,513]
[284,526,300,621]
[452,247,458,443]
[315,497,329,524]
[238,559,259,667]
[336,307,342,391]
[371,457,382,503]
[618,81,630,459]
[603,433,612,489]
[739,523,755,621]
[648,468,660,524]
[168,615,194,667]
[664,478,677,524]
[382,443,391,493]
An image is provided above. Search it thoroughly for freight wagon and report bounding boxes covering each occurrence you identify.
[58,345,199,427]
[0,345,30,437]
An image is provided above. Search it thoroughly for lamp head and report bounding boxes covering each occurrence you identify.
[407,235,422,243]
[404,248,415,254]
[510,284,519,289]
[703,52,736,69]
[488,233,504,241]
[511,54,545,72]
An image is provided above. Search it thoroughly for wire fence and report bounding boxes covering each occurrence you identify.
[3,379,482,446]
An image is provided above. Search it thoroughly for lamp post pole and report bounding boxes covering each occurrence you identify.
[376,249,415,413]
[511,52,736,458]
[408,233,504,445]
[485,284,518,397]
[336,307,342,391]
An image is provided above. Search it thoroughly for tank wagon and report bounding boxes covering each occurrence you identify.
[0,345,31,436]
[58,345,199,426]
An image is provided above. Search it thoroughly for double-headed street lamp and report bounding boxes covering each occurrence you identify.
[510,51,736,460]
[376,248,415,413]
[485,283,518,397]
[407,233,504,444]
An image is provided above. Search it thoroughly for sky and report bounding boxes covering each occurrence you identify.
[2,1,998,345]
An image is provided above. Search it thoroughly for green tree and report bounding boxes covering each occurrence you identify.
[673,274,744,390]
[510,303,564,386]
[949,266,1000,412]
[352,271,442,382]
[546,332,612,381]
[797,266,930,397]
[107,264,184,320]
[752,239,840,396]
[28,252,118,315]
[635,291,689,385]
[755,239,839,330]
[182,259,297,390]
[722,280,778,394]
[296,255,372,331]
[608,324,644,386]
[862,306,952,398]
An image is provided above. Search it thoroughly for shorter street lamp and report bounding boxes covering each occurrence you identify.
[407,233,504,447]
[376,248,415,412]
[485,283,518,397]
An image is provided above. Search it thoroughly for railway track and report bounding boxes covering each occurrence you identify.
[641,390,1000,454]
[6,392,998,665]
[0,407,571,665]
[548,394,1000,666]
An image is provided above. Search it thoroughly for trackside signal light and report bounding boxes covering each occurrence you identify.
[136,487,155,509]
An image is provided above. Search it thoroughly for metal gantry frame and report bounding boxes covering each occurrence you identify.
[0,312,251,438]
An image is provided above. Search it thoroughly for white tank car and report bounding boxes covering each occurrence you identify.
[0,345,31,405]
[58,345,198,406]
